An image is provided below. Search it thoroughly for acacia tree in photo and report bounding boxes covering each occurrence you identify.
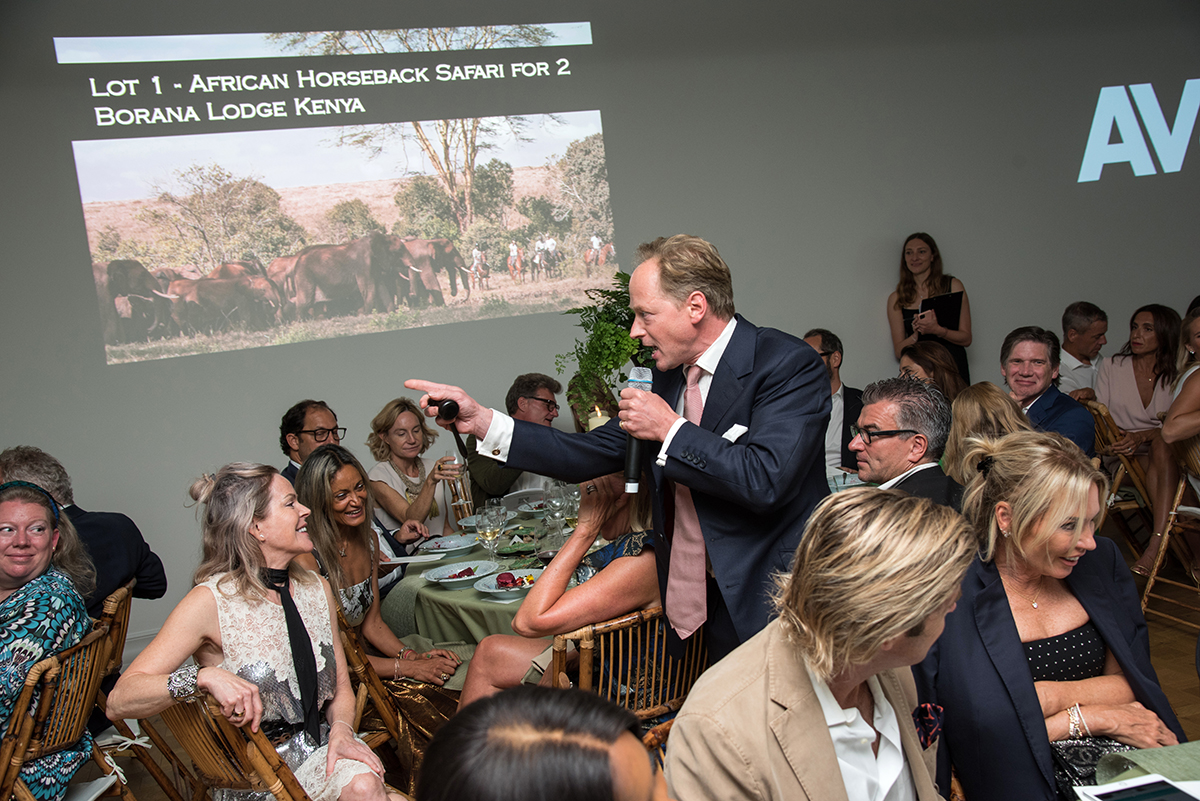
[551,133,613,249]
[324,199,383,243]
[271,26,552,235]
[139,164,307,271]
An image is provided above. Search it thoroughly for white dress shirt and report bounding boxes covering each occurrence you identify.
[806,664,917,801]
[1058,350,1103,394]
[825,384,845,475]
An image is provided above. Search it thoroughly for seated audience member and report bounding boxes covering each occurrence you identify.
[1096,304,1182,576]
[1161,309,1200,579]
[666,488,973,801]
[367,398,457,536]
[0,480,97,801]
[419,685,672,801]
[458,474,656,707]
[914,431,1184,800]
[0,445,168,735]
[849,376,963,510]
[1000,326,1096,457]
[465,373,561,509]
[803,328,865,492]
[1059,301,1109,401]
[899,340,968,402]
[279,400,344,484]
[294,445,464,794]
[0,446,166,616]
[109,464,398,801]
[942,382,1033,485]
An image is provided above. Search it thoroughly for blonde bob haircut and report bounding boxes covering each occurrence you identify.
[961,430,1107,565]
[943,382,1033,485]
[367,397,439,463]
[191,462,314,599]
[772,487,975,682]
[635,235,735,321]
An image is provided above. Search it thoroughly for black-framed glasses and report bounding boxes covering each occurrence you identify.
[850,425,918,445]
[299,426,346,442]
[522,396,559,412]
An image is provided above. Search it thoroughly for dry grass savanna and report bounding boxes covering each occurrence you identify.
[105,269,616,364]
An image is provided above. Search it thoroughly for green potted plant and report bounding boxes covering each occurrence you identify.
[555,271,653,430]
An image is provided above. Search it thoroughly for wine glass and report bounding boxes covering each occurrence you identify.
[477,505,505,562]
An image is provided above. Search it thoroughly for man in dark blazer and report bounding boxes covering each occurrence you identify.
[278,399,343,483]
[849,376,963,510]
[408,235,830,660]
[803,328,863,489]
[1001,325,1096,457]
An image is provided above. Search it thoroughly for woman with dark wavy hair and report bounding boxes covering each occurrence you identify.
[899,340,968,402]
[887,232,973,382]
[1096,303,1183,576]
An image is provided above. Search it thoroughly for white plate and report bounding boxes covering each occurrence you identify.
[422,560,500,590]
[416,534,478,557]
[474,568,543,595]
[457,511,517,530]
[517,502,546,518]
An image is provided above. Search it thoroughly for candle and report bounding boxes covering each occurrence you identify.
[587,405,611,431]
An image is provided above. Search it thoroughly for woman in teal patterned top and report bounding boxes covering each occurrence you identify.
[0,480,97,801]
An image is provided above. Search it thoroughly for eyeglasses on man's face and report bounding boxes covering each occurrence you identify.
[849,425,917,445]
[522,396,559,412]
[299,427,346,443]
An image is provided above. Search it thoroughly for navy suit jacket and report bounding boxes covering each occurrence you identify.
[65,504,168,617]
[892,465,963,511]
[505,315,831,645]
[913,538,1184,801]
[839,385,863,470]
[281,461,299,484]
[1027,384,1096,457]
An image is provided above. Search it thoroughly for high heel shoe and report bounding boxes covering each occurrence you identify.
[1131,563,1151,577]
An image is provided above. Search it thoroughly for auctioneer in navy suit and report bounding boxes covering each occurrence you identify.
[504,315,831,654]
[913,537,1184,801]
[1026,383,1096,457]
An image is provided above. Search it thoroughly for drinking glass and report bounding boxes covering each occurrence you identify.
[477,505,505,561]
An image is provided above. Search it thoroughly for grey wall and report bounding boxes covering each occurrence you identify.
[2,0,1196,654]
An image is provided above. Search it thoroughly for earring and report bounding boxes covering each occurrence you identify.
[1001,529,1010,537]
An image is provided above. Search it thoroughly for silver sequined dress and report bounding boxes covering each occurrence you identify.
[201,572,374,801]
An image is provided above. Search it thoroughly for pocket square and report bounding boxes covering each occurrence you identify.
[722,424,748,443]
[913,702,943,749]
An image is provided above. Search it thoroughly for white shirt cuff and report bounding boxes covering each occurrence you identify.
[479,409,513,462]
[656,418,688,466]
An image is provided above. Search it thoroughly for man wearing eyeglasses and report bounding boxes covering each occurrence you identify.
[278,399,344,484]
[803,328,864,493]
[849,376,963,511]
[466,373,562,509]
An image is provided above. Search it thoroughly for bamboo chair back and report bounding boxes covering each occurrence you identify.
[1086,401,1153,553]
[98,582,135,677]
[641,718,673,767]
[334,607,400,752]
[0,623,113,801]
[551,607,708,720]
[158,696,311,801]
[1141,432,1200,629]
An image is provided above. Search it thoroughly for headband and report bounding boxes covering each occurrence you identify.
[0,480,61,524]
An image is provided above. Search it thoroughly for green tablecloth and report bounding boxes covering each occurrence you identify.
[380,545,526,645]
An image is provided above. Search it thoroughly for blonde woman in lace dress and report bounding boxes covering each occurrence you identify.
[109,463,400,801]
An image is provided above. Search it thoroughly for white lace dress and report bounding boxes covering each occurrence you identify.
[201,572,374,801]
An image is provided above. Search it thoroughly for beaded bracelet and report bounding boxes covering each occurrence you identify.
[168,664,201,702]
[399,647,415,660]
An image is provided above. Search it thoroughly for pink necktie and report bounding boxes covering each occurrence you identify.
[666,364,708,639]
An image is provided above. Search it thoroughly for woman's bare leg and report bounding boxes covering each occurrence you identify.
[457,634,552,710]
[1134,436,1184,574]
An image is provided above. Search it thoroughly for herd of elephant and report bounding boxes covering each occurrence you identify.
[94,233,481,345]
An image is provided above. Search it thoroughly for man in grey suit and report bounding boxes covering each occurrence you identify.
[849,376,963,510]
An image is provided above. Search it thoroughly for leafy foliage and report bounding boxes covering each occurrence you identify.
[137,164,307,271]
[516,196,571,243]
[324,199,383,243]
[552,133,613,247]
[393,176,459,241]
[555,271,653,408]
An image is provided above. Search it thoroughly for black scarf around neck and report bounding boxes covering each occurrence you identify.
[260,567,320,743]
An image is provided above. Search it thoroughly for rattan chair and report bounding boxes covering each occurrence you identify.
[93,582,197,801]
[641,718,673,767]
[1139,432,1200,629]
[1087,400,1153,556]
[158,695,312,801]
[550,607,708,721]
[334,607,402,755]
[0,623,126,801]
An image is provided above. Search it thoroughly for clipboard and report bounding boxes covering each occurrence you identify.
[918,291,963,331]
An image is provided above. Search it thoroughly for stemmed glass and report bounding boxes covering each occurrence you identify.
[477,502,506,563]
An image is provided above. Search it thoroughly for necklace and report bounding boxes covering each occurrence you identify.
[339,541,347,558]
[1001,574,1044,609]
[393,457,426,494]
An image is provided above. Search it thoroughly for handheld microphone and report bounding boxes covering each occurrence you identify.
[624,367,653,493]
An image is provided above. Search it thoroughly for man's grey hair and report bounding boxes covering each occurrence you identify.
[860,376,951,461]
[0,446,75,505]
[1062,301,1106,339]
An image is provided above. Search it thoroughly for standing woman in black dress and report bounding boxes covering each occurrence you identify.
[887,232,973,382]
